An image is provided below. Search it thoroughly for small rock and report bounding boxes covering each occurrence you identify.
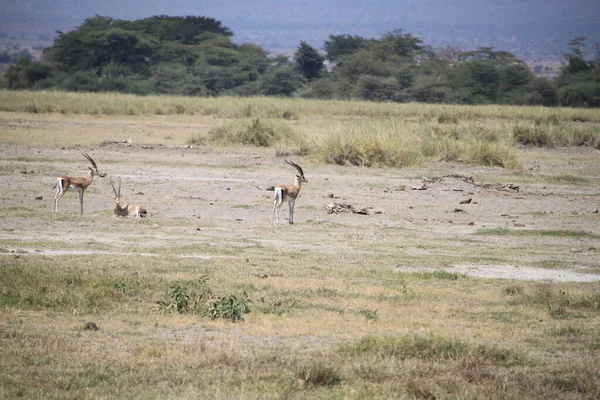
[411,184,427,190]
[83,322,99,331]
[459,198,472,204]
[593,209,598,214]
[35,196,43,200]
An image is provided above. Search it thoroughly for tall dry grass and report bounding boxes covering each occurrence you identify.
[1,90,599,169]
[3,89,600,122]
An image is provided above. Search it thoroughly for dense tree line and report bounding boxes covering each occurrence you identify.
[2,15,599,107]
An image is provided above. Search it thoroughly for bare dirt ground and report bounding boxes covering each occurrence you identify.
[1,113,599,283]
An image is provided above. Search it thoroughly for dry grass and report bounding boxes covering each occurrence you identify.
[1,91,600,398]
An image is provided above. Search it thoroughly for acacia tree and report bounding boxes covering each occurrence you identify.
[556,37,600,107]
[294,41,325,81]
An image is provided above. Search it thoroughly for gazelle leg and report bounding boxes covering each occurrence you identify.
[272,188,284,225]
[288,198,295,225]
[78,188,84,213]
[272,198,282,224]
[54,179,64,212]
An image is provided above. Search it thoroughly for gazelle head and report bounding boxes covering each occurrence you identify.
[110,176,122,203]
[82,152,106,178]
[285,160,307,184]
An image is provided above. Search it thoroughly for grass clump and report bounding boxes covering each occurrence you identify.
[513,122,600,148]
[420,124,520,168]
[507,283,600,319]
[312,120,423,167]
[295,362,344,387]
[195,117,305,149]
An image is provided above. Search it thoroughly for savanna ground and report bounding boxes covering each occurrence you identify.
[1,91,600,399]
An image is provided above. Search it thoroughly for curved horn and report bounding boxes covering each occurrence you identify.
[117,176,121,196]
[110,177,118,197]
[285,160,304,177]
[81,152,98,170]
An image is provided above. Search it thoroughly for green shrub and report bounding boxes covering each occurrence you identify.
[207,295,252,322]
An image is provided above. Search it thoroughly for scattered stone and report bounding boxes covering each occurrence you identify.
[459,198,472,204]
[83,322,99,331]
[326,202,370,215]
[593,209,598,214]
[35,196,43,200]
[411,183,427,190]
[514,223,525,227]
[453,208,465,213]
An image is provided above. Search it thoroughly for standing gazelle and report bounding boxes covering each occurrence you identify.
[54,152,106,213]
[271,160,307,225]
[110,176,147,218]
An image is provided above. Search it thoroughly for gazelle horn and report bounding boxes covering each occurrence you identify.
[285,160,304,177]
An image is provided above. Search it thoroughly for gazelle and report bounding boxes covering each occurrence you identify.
[110,176,147,218]
[54,152,106,213]
[271,160,307,225]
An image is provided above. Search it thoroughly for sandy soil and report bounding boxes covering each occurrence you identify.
[1,136,599,282]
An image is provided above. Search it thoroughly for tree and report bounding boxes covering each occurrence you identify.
[5,58,54,89]
[555,37,600,107]
[294,41,325,81]
[324,34,368,63]
[258,68,305,96]
[378,29,423,58]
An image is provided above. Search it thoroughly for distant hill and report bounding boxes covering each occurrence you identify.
[1,0,599,61]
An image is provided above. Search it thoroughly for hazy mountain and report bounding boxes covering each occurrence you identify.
[1,0,599,60]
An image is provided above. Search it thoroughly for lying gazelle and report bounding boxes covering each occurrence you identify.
[271,160,307,225]
[54,152,106,213]
[110,176,147,218]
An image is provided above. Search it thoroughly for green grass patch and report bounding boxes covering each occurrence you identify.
[475,228,600,239]
[0,264,138,312]
[337,335,523,365]
[546,174,591,185]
